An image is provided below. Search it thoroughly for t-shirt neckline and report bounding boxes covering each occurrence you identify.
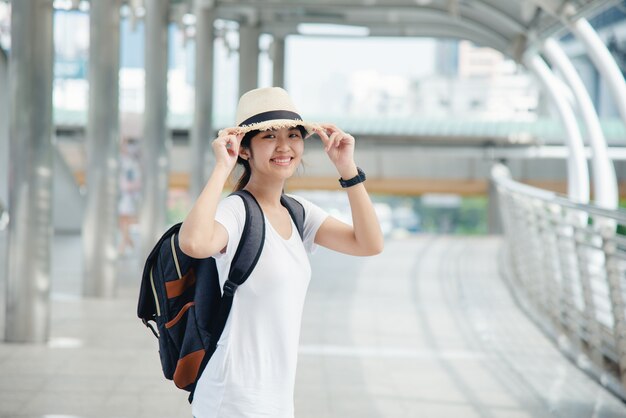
[264,215,296,242]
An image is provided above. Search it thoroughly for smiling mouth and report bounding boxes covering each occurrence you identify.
[271,157,293,166]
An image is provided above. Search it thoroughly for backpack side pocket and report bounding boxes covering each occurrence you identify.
[157,321,177,380]
[167,302,206,390]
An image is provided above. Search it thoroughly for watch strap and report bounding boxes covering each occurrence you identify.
[339,167,366,188]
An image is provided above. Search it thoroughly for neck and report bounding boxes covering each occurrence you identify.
[244,176,285,207]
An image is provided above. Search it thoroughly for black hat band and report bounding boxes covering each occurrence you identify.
[239,110,303,127]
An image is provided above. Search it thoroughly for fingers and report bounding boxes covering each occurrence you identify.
[313,126,331,150]
[315,124,338,140]
[318,123,339,135]
[217,128,244,144]
[215,131,243,145]
[328,131,342,151]
[219,127,241,137]
[314,126,330,142]
[313,124,356,157]
[224,136,237,156]
[213,131,245,161]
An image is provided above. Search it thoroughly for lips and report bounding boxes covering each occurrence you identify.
[271,157,293,166]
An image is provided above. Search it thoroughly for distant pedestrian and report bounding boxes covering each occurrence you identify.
[118,137,141,255]
[179,87,383,418]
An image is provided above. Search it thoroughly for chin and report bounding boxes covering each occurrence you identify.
[281,168,297,179]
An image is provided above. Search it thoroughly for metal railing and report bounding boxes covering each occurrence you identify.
[492,163,626,399]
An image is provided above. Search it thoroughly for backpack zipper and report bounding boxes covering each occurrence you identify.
[171,234,182,279]
[150,267,161,317]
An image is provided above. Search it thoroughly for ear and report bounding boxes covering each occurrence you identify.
[239,147,251,161]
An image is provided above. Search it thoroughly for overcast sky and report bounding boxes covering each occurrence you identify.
[212,34,438,122]
[285,36,437,116]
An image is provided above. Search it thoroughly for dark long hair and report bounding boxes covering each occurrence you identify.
[233,125,307,191]
[234,129,259,191]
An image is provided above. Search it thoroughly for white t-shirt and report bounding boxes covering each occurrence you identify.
[192,194,328,418]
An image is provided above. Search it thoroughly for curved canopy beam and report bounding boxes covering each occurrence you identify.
[205,0,617,64]
[524,54,590,204]
[542,37,618,209]
[461,0,526,33]
[217,2,514,41]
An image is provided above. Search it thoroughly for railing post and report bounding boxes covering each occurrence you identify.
[547,204,581,352]
[536,202,562,332]
[526,199,545,313]
[602,226,626,391]
[572,211,605,366]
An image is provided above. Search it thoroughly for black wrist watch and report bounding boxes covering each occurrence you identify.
[339,167,366,188]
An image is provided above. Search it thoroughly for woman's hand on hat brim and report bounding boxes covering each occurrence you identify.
[212,128,244,172]
[314,124,356,176]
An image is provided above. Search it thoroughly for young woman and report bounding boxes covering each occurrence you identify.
[179,87,383,418]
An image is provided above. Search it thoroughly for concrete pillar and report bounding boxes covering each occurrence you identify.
[272,35,285,88]
[0,47,7,342]
[238,22,260,97]
[140,0,170,257]
[83,0,121,297]
[0,48,8,205]
[5,0,54,343]
[190,5,215,198]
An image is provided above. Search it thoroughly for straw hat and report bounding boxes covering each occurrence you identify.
[222,87,319,137]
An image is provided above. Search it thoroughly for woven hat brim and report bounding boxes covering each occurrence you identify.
[219,119,320,138]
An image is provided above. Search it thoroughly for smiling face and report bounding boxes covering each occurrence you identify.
[240,126,305,183]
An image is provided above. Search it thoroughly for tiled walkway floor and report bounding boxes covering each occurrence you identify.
[1,234,625,417]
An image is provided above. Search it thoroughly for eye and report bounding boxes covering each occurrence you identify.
[262,134,276,140]
[289,132,303,139]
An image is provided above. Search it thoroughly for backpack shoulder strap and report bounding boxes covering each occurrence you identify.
[190,193,266,402]
[207,191,265,354]
[227,190,266,289]
[281,194,305,240]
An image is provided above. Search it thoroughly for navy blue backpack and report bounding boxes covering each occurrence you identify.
[137,190,305,401]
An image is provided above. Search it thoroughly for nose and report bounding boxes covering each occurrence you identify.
[276,133,291,151]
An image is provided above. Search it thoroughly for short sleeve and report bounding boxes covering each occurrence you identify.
[288,194,329,253]
[214,195,245,261]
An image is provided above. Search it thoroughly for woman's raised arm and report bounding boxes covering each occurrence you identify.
[312,124,384,256]
[178,130,243,258]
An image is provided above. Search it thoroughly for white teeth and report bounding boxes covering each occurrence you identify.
[273,158,291,163]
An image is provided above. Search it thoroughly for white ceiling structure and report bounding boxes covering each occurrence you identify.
[193,0,622,60]
[178,0,622,206]
[117,0,626,205]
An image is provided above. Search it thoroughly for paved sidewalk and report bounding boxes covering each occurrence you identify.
[0,234,625,417]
